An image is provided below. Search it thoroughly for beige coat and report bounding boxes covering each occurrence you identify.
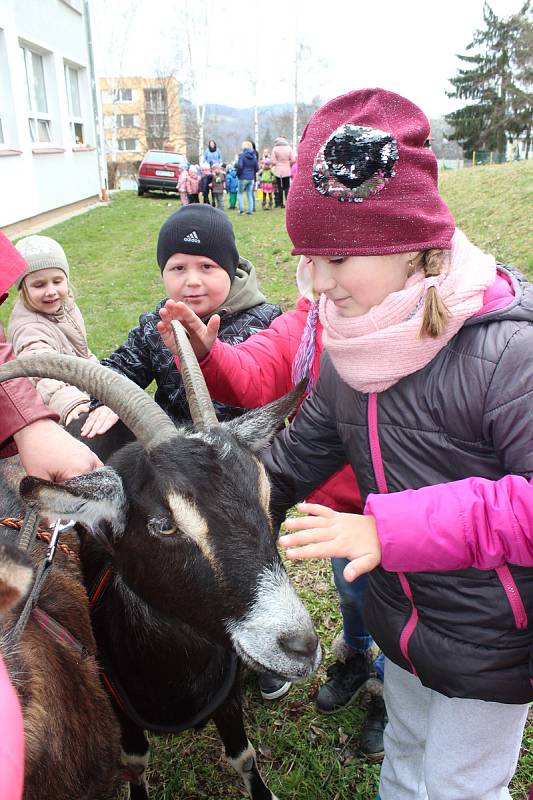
[8,297,97,424]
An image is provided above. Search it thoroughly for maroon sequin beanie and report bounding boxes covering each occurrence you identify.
[286,88,455,256]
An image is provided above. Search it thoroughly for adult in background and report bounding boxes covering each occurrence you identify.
[203,139,222,167]
[236,140,259,216]
[271,136,295,208]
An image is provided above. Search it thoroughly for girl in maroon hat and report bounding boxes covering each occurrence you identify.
[260,88,532,799]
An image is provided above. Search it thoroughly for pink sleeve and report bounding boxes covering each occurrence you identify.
[0,656,24,800]
[185,311,305,408]
[364,474,533,572]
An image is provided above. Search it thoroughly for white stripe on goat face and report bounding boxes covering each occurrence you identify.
[256,463,271,512]
[166,492,216,567]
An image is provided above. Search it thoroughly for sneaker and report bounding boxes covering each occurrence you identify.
[360,696,387,762]
[258,671,291,700]
[315,651,372,714]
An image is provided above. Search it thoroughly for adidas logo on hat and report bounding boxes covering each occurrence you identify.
[183,230,201,244]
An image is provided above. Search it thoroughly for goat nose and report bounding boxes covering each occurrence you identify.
[279,630,318,659]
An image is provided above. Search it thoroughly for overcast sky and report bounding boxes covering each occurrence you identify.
[92,0,520,119]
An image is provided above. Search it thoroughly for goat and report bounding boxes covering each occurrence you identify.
[0,484,121,800]
[0,323,321,800]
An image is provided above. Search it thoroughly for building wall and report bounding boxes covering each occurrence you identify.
[100,76,185,186]
[0,0,101,228]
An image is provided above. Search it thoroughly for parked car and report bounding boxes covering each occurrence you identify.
[137,150,188,196]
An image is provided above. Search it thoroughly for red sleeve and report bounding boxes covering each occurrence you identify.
[0,339,58,458]
[196,308,308,408]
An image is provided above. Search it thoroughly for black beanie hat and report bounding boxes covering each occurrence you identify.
[157,205,240,280]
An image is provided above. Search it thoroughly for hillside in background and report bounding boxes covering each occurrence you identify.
[440,159,532,274]
[183,101,462,166]
[181,100,319,162]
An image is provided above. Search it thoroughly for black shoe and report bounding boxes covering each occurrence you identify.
[360,696,387,762]
[315,652,372,714]
[258,671,291,700]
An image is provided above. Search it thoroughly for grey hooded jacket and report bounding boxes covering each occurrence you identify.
[265,266,533,704]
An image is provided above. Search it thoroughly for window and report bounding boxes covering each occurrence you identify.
[118,138,138,151]
[21,45,51,143]
[65,64,84,144]
[144,88,166,114]
[117,114,136,127]
[0,117,4,145]
[116,88,132,102]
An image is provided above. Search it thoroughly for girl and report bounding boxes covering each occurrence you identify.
[257,158,275,209]
[261,88,533,799]
[158,265,386,759]
[177,167,189,206]
[8,235,113,428]
[185,166,200,203]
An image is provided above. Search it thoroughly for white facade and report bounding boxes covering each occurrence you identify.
[0,0,102,228]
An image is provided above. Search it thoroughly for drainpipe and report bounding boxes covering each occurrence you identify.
[83,0,108,202]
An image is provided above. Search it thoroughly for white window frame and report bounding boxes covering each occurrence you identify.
[0,116,4,145]
[64,63,84,144]
[21,45,52,145]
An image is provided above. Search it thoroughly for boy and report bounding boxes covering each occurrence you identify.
[81,204,281,437]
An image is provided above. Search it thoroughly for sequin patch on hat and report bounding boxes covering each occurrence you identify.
[313,124,398,202]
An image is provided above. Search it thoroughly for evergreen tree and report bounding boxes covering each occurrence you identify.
[446,2,533,158]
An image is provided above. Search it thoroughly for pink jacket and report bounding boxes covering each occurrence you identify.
[185,173,200,194]
[270,139,295,179]
[366,473,533,572]
[199,296,362,512]
[0,655,24,800]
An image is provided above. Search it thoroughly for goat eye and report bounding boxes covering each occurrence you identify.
[147,517,177,536]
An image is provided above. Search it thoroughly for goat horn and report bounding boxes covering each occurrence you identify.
[0,355,177,451]
[171,320,219,431]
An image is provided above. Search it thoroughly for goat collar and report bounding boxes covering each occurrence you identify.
[88,565,239,734]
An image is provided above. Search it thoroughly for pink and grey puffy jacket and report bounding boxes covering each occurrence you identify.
[265,267,533,704]
[199,296,362,513]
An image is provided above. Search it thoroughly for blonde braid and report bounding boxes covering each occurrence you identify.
[411,250,450,338]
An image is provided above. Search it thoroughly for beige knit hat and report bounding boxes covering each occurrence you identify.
[15,235,69,289]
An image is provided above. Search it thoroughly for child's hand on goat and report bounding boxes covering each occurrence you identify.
[279,503,381,582]
[157,300,220,360]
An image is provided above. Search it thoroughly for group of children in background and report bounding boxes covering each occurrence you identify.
[174,135,297,212]
[4,87,533,800]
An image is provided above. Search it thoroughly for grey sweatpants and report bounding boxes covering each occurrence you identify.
[380,658,529,800]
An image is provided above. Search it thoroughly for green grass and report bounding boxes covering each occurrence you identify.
[1,162,532,799]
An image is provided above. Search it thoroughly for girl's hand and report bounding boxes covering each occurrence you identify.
[279,502,381,582]
[65,402,91,426]
[157,300,220,360]
[80,405,119,438]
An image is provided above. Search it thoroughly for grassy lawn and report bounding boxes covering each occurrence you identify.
[1,160,532,799]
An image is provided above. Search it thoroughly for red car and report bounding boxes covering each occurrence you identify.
[137,150,188,196]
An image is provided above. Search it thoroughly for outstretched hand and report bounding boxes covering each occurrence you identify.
[157,300,220,360]
[278,502,381,582]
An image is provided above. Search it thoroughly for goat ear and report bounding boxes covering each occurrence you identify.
[19,467,127,532]
[0,543,33,613]
[225,380,307,453]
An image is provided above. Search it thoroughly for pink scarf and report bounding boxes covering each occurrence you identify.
[320,229,496,393]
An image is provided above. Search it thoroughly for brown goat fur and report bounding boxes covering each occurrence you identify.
[0,528,121,800]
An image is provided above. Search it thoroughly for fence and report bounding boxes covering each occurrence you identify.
[466,151,515,167]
